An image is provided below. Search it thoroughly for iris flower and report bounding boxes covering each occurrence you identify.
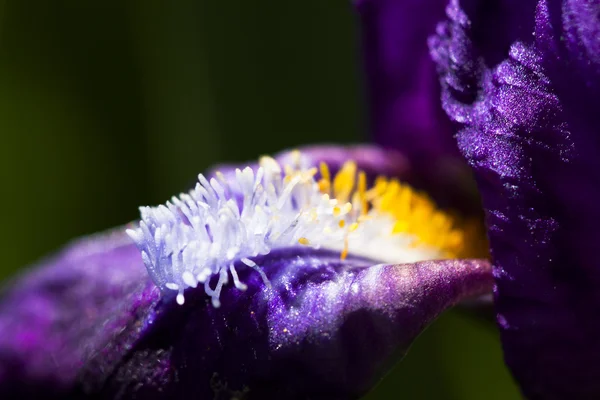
[0,144,493,399]
[0,0,595,399]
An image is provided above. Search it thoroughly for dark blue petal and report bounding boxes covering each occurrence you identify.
[431,0,600,398]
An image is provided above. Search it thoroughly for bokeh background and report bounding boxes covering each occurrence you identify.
[0,1,520,398]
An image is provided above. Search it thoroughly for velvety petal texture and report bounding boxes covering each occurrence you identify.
[355,0,529,222]
[0,145,493,399]
[431,0,600,398]
[90,251,492,399]
[0,231,492,399]
[355,0,537,158]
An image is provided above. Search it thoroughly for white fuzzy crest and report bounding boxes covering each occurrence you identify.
[127,159,442,307]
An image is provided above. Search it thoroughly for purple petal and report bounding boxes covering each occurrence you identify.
[356,0,459,160]
[0,232,492,399]
[0,143,494,398]
[355,0,536,160]
[86,251,492,399]
[457,0,538,66]
[431,0,600,398]
[355,0,527,219]
[0,229,157,398]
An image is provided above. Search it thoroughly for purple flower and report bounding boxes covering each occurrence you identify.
[430,0,600,398]
[0,145,492,399]
[0,1,503,398]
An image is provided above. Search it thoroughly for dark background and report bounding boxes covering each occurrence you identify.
[0,1,519,398]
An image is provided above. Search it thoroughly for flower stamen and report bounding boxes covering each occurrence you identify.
[127,152,474,307]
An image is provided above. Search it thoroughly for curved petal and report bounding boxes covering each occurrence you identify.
[431,0,600,398]
[0,231,493,399]
[92,254,491,399]
[355,0,537,161]
[0,142,494,398]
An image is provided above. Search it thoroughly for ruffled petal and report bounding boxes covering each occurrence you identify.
[431,0,600,398]
[355,0,537,160]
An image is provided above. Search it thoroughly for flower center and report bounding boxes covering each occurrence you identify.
[127,152,473,307]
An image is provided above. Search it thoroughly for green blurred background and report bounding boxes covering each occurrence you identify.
[0,1,519,398]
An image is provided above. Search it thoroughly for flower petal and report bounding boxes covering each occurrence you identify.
[0,143,493,398]
[431,0,600,397]
[356,0,539,160]
[83,248,492,399]
[0,229,156,398]
[0,229,492,398]
[356,0,459,160]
